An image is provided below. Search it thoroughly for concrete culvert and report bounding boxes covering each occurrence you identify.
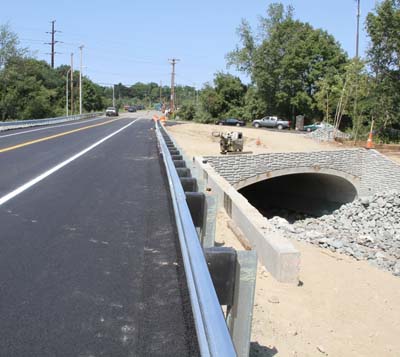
[239,173,358,222]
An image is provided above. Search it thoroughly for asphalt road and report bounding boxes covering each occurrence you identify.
[0,113,198,356]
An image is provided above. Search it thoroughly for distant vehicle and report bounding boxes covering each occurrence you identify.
[106,107,119,116]
[215,118,246,127]
[136,104,145,110]
[252,116,290,130]
[127,106,137,112]
[303,122,325,132]
[123,105,130,110]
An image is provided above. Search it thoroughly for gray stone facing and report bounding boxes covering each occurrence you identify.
[203,149,400,198]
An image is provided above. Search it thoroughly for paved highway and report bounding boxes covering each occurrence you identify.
[0,113,198,356]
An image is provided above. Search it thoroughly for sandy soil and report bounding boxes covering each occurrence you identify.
[166,120,400,357]
[166,121,341,157]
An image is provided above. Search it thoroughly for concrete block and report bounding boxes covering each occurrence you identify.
[196,157,300,284]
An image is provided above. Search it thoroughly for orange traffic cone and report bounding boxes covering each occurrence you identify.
[256,137,261,146]
[366,131,374,149]
[366,120,374,149]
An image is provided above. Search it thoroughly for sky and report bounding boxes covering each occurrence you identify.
[1,0,378,89]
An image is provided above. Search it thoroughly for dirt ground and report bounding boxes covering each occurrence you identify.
[166,121,341,157]
[166,121,400,357]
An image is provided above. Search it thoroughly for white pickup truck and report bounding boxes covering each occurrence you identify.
[252,116,290,129]
[106,107,119,116]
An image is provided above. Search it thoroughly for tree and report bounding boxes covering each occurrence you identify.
[83,79,104,112]
[227,2,348,120]
[199,84,225,118]
[199,73,246,119]
[366,0,400,129]
[0,24,27,70]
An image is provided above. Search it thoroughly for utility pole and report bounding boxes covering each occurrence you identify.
[70,53,74,115]
[353,0,361,141]
[46,20,60,68]
[168,58,180,113]
[112,85,115,107]
[355,0,360,58]
[79,45,84,114]
[159,80,162,104]
[66,68,71,116]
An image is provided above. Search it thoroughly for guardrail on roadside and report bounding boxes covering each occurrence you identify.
[155,121,237,357]
[0,112,104,132]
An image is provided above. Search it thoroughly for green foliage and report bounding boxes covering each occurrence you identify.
[0,58,60,120]
[0,25,110,120]
[0,24,27,70]
[227,2,348,120]
[194,107,213,124]
[82,79,105,112]
[241,86,268,120]
[177,103,196,121]
[199,73,246,120]
[366,0,400,129]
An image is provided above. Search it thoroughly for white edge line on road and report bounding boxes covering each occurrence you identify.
[0,119,139,207]
[0,116,106,138]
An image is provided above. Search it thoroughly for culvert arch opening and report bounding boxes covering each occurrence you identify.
[238,172,358,222]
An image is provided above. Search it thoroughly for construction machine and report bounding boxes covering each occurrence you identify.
[219,131,244,154]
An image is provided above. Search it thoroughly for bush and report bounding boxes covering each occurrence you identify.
[376,127,400,144]
[194,108,214,123]
[177,104,196,121]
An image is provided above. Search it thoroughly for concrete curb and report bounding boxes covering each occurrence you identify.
[195,157,300,284]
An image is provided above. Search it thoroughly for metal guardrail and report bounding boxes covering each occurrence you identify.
[155,122,237,357]
[0,112,104,132]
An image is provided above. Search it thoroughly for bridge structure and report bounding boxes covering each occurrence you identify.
[193,148,400,283]
[203,148,400,213]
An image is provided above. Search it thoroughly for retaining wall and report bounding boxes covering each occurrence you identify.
[203,149,400,198]
[194,158,300,283]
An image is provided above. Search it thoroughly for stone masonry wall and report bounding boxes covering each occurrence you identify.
[360,150,400,196]
[203,149,400,198]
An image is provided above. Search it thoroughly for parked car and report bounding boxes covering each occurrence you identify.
[252,116,290,129]
[127,106,137,112]
[106,107,119,116]
[215,118,246,127]
[303,122,325,132]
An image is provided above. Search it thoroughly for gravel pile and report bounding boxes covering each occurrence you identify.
[268,190,400,276]
[308,126,351,142]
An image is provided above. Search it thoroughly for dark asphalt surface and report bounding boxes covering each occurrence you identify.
[0,115,133,196]
[0,115,198,356]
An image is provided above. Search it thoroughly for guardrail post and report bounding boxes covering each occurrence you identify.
[204,247,237,306]
[226,250,257,357]
[185,192,206,229]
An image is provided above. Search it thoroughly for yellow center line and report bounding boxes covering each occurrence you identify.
[0,118,122,154]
